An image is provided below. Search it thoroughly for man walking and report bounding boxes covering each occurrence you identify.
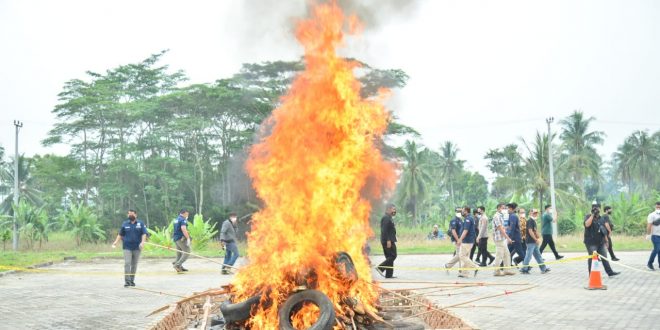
[456,206,479,278]
[540,205,564,260]
[220,212,240,275]
[172,209,191,273]
[444,207,464,273]
[584,203,620,277]
[492,203,515,276]
[111,209,147,287]
[646,202,660,270]
[602,206,619,261]
[377,204,398,278]
[506,203,525,265]
[475,206,495,266]
[520,209,550,274]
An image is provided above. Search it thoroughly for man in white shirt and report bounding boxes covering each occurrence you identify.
[646,201,660,271]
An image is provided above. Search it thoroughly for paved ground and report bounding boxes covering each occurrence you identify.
[0,251,658,329]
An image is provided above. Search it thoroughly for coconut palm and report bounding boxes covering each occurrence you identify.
[396,140,434,226]
[0,156,43,214]
[436,141,465,207]
[520,132,582,211]
[558,111,605,194]
[612,130,660,193]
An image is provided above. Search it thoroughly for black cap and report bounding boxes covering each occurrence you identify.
[179,208,189,214]
[506,203,518,209]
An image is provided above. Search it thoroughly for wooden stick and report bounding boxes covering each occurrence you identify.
[200,295,212,330]
[441,285,538,310]
[131,286,186,298]
[379,287,467,303]
[364,281,448,316]
[145,242,239,269]
[378,280,530,286]
[146,304,172,317]
[176,289,228,305]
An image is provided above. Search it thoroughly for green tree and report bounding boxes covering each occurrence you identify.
[558,110,605,196]
[436,141,465,207]
[396,140,434,226]
[1,156,43,214]
[612,130,660,194]
[485,144,524,200]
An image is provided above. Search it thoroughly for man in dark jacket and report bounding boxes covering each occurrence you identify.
[220,212,240,275]
[377,204,398,278]
[506,203,526,265]
[584,203,620,277]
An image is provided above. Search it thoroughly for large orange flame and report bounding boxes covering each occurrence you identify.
[231,2,396,328]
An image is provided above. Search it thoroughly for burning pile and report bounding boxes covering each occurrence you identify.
[224,1,397,329]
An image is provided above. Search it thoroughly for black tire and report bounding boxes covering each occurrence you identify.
[278,290,336,330]
[367,321,425,330]
[220,295,262,323]
[334,252,358,284]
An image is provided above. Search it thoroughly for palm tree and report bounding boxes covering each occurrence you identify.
[0,156,43,214]
[520,132,582,211]
[396,140,434,226]
[559,110,605,194]
[436,141,465,207]
[613,130,660,193]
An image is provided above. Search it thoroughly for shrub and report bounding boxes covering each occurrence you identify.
[146,214,218,251]
[146,222,174,250]
[188,214,218,250]
[14,201,52,249]
[557,218,577,235]
[59,203,106,246]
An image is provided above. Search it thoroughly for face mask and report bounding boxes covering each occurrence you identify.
[501,209,508,215]
[656,209,660,214]
[230,217,237,222]
[455,212,462,218]
[128,215,136,221]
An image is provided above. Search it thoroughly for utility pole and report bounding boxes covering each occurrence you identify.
[546,117,558,239]
[12,120,23,251]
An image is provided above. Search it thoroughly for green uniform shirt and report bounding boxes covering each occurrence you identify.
[541,212,553,235]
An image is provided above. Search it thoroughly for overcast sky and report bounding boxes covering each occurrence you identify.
[1,0,659,180]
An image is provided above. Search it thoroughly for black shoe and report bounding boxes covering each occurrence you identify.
[181,267,189,272]
[479,262,487,267]
[174,265,184,273]
[556,255,564,260]
[611,257,620,261]
[608,271,621,277]
[124,282,131,288]
[520,270,530,274]
[130,281,135,286]
[385,275,397,279]
[488,258,495,265]
[647,264,655,271]
[375,267,386,278]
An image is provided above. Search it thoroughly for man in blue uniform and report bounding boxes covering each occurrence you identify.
[456,206,479,278]
[506,203,525,265]
[444,207,464,272]
[172,209,191,273]
[112,209,147,287]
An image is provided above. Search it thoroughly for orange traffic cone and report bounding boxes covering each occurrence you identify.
[585,251,607,290]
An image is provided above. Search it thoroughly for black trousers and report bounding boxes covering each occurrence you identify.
[378,242,397,278]
[475,237,494,264]
[607,235,617,259]
[540,234,561,258]
[586,243,614,276]
[470,242,479,260]
[509,240,525,264]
